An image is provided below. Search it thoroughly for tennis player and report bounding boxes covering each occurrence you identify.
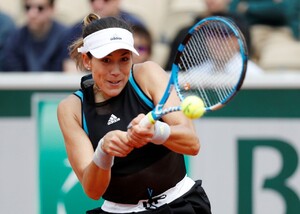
[57,13,211,214]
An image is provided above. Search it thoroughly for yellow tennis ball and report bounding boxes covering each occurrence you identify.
[181,96,205,119]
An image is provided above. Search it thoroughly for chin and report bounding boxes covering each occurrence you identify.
[105,88,123,98]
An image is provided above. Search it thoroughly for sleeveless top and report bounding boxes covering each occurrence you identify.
[74,69,186,204]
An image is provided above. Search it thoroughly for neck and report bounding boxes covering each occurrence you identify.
[93,84,106,102]
[31,21,53,40]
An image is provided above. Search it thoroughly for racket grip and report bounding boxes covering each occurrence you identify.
[139,112,156,128]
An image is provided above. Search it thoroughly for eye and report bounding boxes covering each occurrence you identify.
[101,58,111,63]
[121,56,130,62]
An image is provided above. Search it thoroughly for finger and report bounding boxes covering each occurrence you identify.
[127,123,132,129]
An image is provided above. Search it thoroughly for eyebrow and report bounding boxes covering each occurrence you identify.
[121,51,130,56]
[106,50,131,57]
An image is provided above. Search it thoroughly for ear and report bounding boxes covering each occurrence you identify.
[82,54,92,71]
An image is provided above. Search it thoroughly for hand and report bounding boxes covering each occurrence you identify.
[101,130,133,157]
[127,114,154,148]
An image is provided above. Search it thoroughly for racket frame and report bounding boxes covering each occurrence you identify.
[150,16,248,121]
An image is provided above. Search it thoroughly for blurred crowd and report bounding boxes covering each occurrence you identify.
[0,0,299,73]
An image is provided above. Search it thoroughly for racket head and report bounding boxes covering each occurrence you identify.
[172,16,248,112]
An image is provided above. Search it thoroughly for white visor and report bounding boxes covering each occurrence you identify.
[78,28,139,59]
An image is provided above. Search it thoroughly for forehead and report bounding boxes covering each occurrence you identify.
[104,49,131,57]
[25,0,51,5]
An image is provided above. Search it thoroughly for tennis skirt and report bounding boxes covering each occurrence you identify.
[86,180,211,214]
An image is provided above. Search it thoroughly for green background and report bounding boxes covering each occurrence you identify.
[0,88,299,213]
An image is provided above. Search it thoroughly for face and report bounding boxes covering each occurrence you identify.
[24,0,54,33]
[89,0,121,17]
[133,33,151,64]
[84,49,133,100]
[206,34,239,62]
[204,0,230,13]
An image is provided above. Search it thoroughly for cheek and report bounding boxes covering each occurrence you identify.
[91,68,105,83]
[120,63,132,75]
[91,59,106,71]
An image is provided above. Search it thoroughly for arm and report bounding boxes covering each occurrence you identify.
[2,29,26,71]
[236,0,289,22]
[128,61,200,156]
[57,95,133,199]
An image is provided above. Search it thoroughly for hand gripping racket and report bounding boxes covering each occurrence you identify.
[140,16,248,126]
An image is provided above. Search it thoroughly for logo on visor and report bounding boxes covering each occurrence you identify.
[110,34,122,41]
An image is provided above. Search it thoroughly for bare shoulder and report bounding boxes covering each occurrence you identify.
[57,94,81,122]
[58,94,79,110]
[134,61,166,78]
[133,61,170,100]
[134,61,169,83]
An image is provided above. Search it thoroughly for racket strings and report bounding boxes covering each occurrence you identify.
[208,23,240,105]
[177,20,244,110]
[200,24,234,105]
[180,35,210,104]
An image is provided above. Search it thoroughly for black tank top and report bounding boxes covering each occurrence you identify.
[74,70,186,204]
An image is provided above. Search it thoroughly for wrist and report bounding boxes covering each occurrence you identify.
[93,138,114,170]
[151,121,171,145]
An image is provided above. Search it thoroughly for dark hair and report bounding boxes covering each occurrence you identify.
[69,13,132,70]
[83,17,131,38]
[49,0,55,6]
[213,12,252,56]
[23,0,55,8]
[132,25,153,54]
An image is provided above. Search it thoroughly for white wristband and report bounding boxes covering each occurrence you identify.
[93,138,114,170]
[151,121,171,145]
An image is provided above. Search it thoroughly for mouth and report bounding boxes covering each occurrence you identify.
[107,80,121,86]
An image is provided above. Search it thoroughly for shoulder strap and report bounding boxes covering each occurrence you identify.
[74,90,89,135]
[75,69,153,134]
[128,70,154,109]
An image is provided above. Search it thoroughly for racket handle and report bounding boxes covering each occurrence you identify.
[139,112,156,128]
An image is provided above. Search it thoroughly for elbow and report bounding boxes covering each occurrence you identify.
[189,137,200,156]
[190,142,200,156]
[83,176,109,200]
[82,179,104,200]
[81,167,111,200]
[84,187,102,200]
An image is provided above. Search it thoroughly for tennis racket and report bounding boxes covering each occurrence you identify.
[140,16,248,126]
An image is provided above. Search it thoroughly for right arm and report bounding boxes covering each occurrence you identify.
[57,94,132,199]
[57,95,109,199]
[233,0,288,22]
[2,29,25,71]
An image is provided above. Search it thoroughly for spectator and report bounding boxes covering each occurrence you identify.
[229,0,297,36]
[89,0,144,26]
[165,0,263,76]
[165,0,243,71]
[132,24,153,64]
[2,0,69,72]
[229,0,300,70]
[0,11,15,71]
[64,0,146,72]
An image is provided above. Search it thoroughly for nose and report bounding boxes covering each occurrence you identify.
[110,63,121,76]
[26,7,40,18]
[92,0,106,12]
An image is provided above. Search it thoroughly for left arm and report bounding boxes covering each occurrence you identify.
[127,61,200,156]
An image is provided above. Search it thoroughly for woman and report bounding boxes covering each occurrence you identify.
[57,13,211,214]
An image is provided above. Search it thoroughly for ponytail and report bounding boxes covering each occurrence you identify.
[69,13,100,71]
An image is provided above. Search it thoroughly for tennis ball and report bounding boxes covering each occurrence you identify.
[181,96,205,119]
